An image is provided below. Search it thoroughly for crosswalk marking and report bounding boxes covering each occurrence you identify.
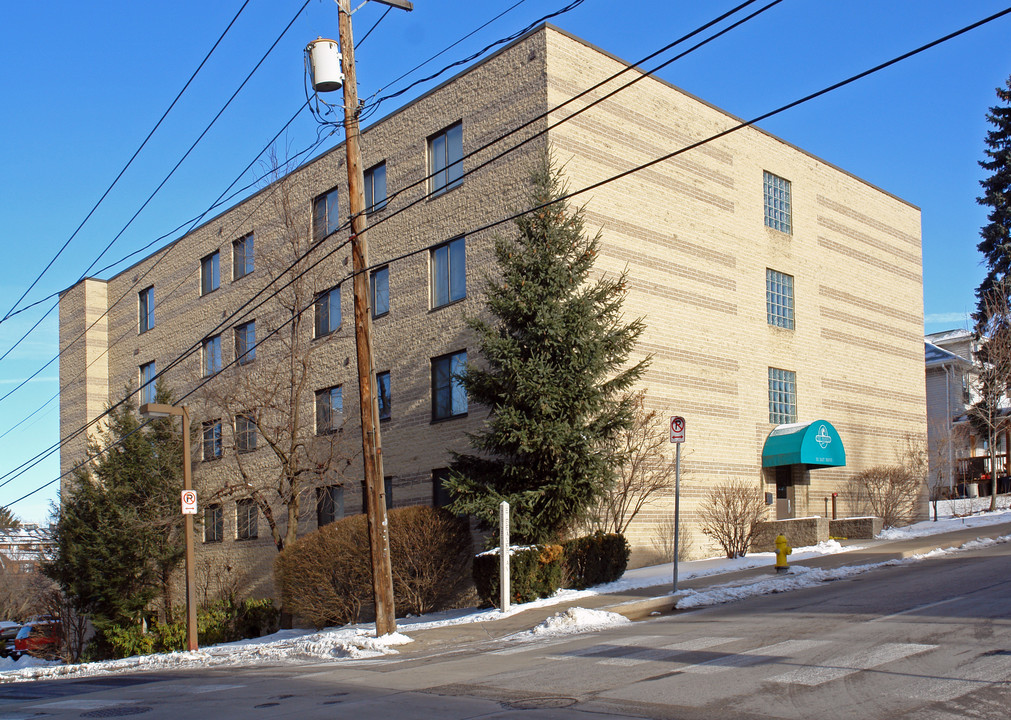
[768,642,937,686]
[679,639,829,675]
[598,636,743,667]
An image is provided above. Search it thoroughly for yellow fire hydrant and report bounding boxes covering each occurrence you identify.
[774,534,792,573]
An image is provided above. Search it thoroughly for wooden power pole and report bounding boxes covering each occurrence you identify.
[336,0,401,637]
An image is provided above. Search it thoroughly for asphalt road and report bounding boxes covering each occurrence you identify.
[2,539,1009,719]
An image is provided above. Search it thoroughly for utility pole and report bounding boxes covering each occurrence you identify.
[334,0,411,637]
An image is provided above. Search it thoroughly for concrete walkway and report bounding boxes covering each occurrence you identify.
[397,521,1011,658]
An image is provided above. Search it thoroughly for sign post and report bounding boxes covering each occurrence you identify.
[499,501,510,613]
[670,416,685,593]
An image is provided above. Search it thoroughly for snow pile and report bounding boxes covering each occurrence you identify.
[0,655,60,673]
[878,505,1011,540]
[510,607,629,641]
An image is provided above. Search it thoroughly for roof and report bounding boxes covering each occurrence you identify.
[925,328,972,344]
[925,341,971,369]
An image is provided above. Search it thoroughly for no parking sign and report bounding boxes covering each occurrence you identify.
[670,416,685,444]
[181,490,198,515]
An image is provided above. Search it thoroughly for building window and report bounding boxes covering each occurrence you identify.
[364,162,387,212]
[202,419,222,461]
[235,321,256,365]
[316,485,344,527]
[201,251,220,295]
[431,236,465,308]
[432,468,452,507]
[371,265,390,318]
[766,269,795,330]
[432,350,467,421]
[364,477,394,513]
[763,171,792,234]
[236,498,258,540]
[313,187,340,242]
[202,335,222,376]
[204,504,223,543]
[315,287,341,338]
[376,371,391,421]
[428,122,463,196]
[139,286,154,333]
[315,386,343,434]
[139,361,156,405]
[233,234,254,280]
[768,368,797,424]
[236,413,257,453]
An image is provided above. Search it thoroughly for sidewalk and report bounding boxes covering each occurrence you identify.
[396,521,1011,657]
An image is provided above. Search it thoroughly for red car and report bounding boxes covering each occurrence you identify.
[13,619,61,660]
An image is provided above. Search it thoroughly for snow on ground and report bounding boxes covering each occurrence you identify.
[3,501,1009,683]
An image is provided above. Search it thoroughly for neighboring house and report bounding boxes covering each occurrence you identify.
[59,24,925,592]
[0,524,54,573]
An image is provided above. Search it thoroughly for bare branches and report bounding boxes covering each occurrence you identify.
[847,466,921,528]
[699,479,766,559]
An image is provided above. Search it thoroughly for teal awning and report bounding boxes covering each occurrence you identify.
[762,420,846,468]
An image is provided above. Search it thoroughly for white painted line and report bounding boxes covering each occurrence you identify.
[869,597,966,623]
[32,699,126,710]
[769,642,937,686]
[681,639,828,675]
[598,636,743,667]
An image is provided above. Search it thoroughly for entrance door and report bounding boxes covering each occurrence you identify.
[775,465,792,519]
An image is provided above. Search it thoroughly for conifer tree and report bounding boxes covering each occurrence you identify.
[44,381,187,640]
[447,156,647,543]
[975,76,1011,324]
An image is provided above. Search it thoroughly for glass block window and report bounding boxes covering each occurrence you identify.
[371,265,389,318]
[428,122,463,196]
[766,269,795,329]
[763,171,792,234]
[201,251,220,295]
[204,504,223,543]
[139,361,156,405]
[236,498,257,540]
[364,162,387,213]
[202,419,222,461]
[233,234,254,280]
[768,368,797,424]
[139,286,154,333]
[235,321,255,365]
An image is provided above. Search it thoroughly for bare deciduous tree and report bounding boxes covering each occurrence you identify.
[699,478,766,559]
[598,391,678,535]
[195,153,359,553]
[971,278,1011,512]
[848,466,921,528]
[649,516,693,563]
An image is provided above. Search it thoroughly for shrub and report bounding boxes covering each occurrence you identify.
[847,465,922,528]
[274,506,473,628]
[562,532,629,589]
[473,544,565,607]
[700,478,766,559]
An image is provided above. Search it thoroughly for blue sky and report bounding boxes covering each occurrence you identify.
[1,0,1009,523]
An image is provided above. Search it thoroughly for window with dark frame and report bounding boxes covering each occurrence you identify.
[202,335,222,377]
[432,468,452,507]
[201,251,220,295]
[763,171,792,234]
[428,122,463,196]
[139,286,154,333]
[236,498,258,540]
[233,234,254,280]
[766,269,795,329]
[432,350,467,421]
[316,485,344,527]
[371,265,389,318]
[139,361,156,405]
[314,287,341,338]
[236,413,257,453]
[768,367,797,424]
[364,162,387,212]
[430,236,465,308]
[235,321,256,365]
[202,419,222,461]
[376,371,391,421]
[315,385,343,434]
[363,477,393,512]
[312,187,340,242]
[204,504,223,543]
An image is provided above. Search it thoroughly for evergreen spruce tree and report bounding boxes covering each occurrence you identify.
[44,381,187,645]
[975,75,1011,323]
[447,157,647,544]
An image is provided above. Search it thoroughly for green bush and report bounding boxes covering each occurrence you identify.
[562,532,630,589]
[473,544,565,607]
[274,505,473,628]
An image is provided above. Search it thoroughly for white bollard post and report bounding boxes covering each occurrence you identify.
[500,500,510,613]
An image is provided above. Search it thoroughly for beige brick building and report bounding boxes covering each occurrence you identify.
[59,25,926,596]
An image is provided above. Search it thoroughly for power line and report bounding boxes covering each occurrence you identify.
[0,0,253,326]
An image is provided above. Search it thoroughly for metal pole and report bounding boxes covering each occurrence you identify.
[336,0,396,637]
[180,407,198,652]
[673,441,681,593]
[499,501,510,613]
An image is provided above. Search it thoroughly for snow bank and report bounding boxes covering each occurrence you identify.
[509,607,629,641]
